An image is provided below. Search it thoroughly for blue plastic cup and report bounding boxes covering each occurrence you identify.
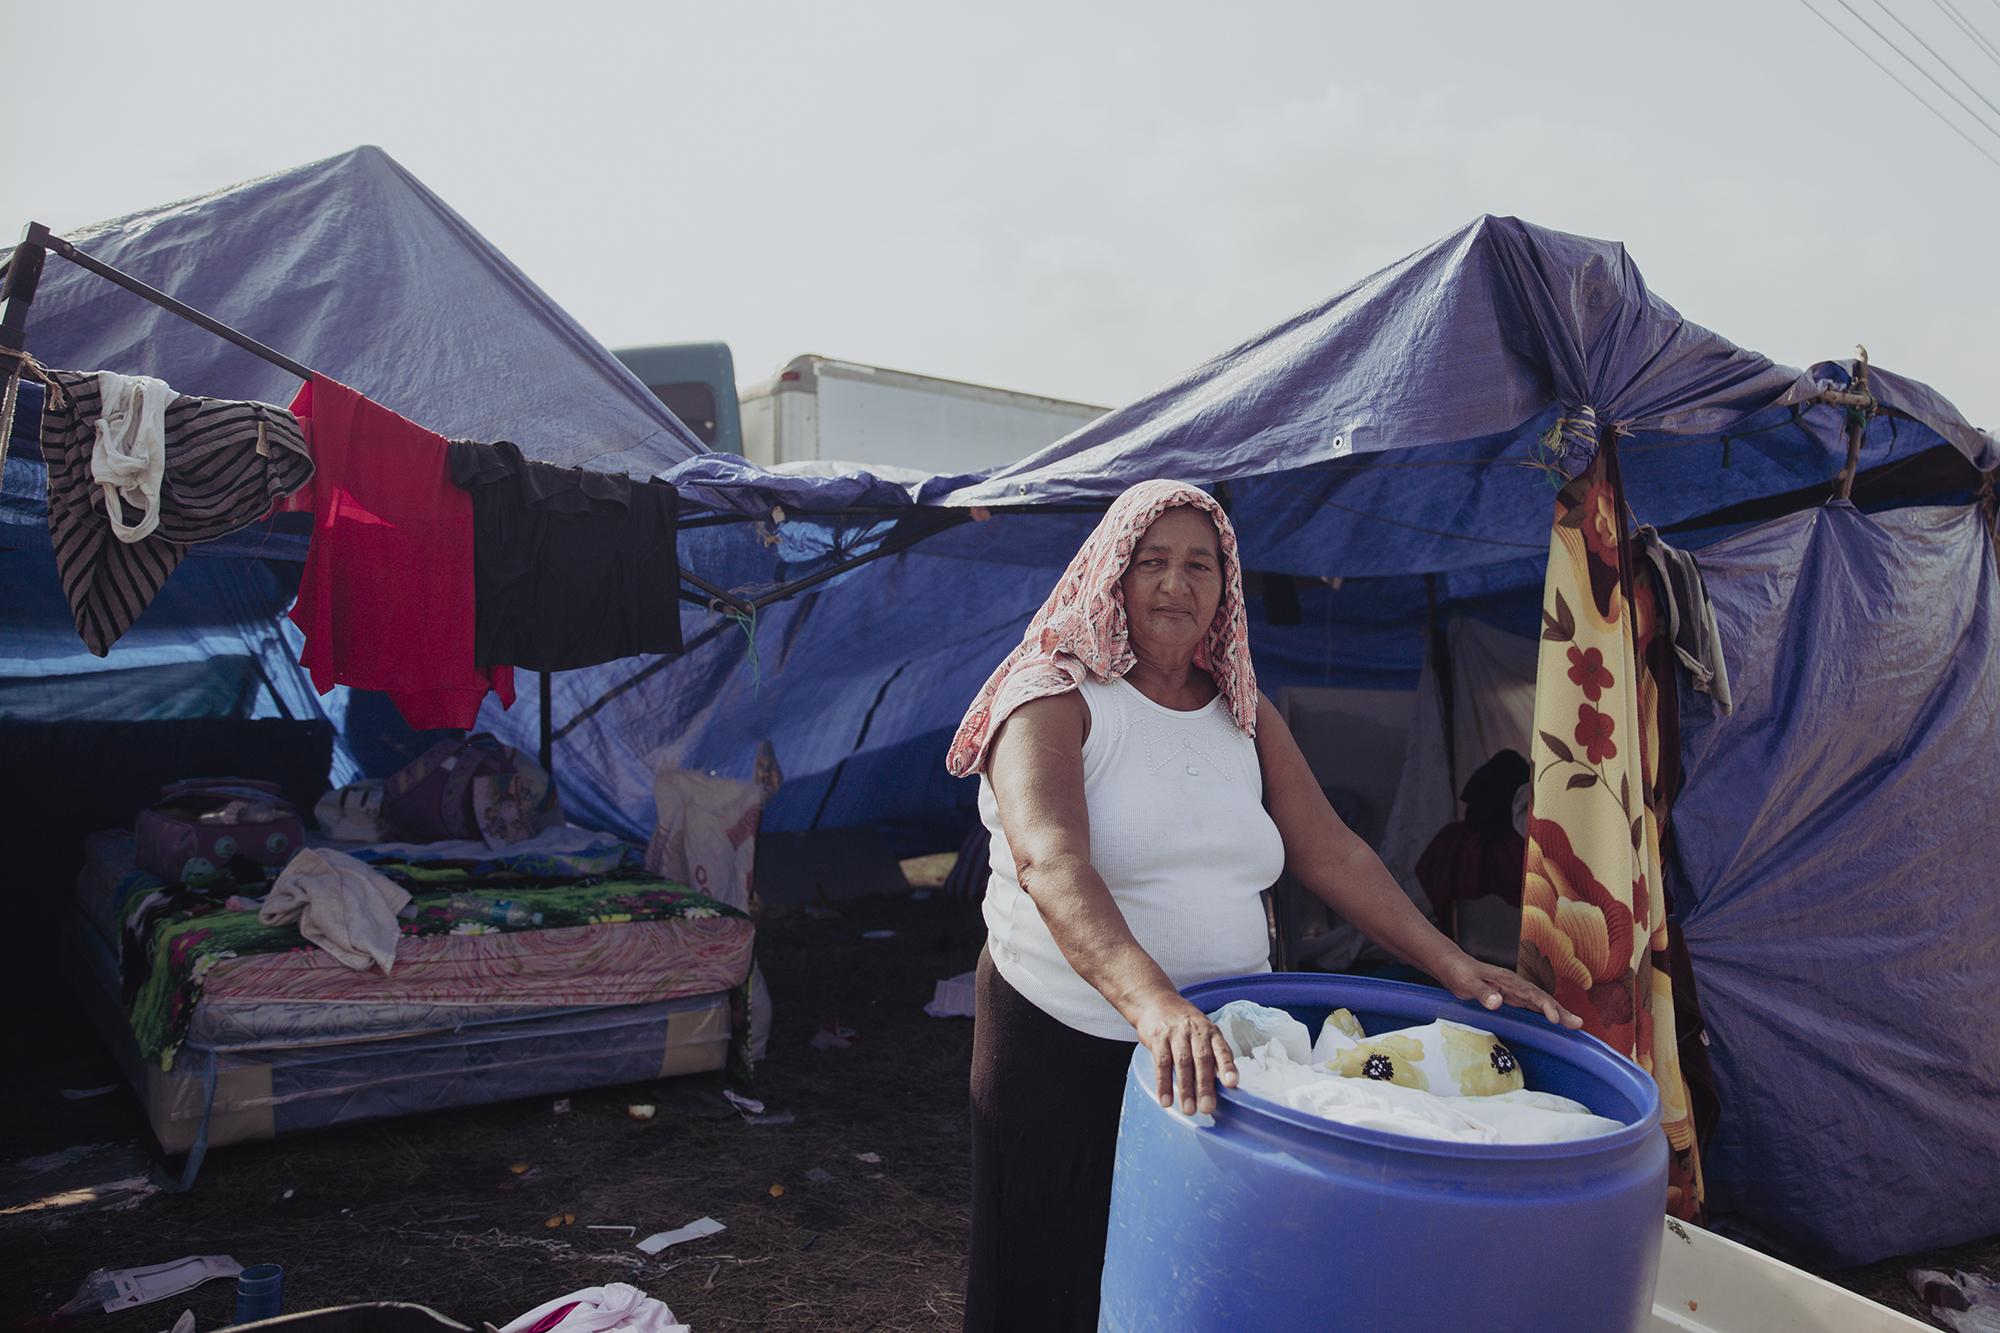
[234,1264,283,1324]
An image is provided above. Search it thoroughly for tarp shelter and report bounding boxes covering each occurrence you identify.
[0,147,712,1042]
[526,216,1999,1265]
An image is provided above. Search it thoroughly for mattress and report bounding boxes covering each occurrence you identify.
[68,830,750,1160]
[80,831,754,1054]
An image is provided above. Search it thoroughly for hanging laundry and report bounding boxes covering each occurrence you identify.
[284,377,512,730]
[1635,527,1733,714]
[447,439,685,671]
[90,371,175,543]
[1521,445,1706,1219]
[40,370,314,655]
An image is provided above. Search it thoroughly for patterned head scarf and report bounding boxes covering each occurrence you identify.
[945,479,1258,778]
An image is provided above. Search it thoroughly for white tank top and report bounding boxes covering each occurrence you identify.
[978,676,1286,1040]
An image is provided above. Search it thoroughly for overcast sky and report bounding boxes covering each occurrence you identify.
[3,0,1995,427]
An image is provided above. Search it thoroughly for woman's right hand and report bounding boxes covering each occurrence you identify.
[1131,991,1239,1116]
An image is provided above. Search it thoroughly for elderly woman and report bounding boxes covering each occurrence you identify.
[946,480,1578,1333]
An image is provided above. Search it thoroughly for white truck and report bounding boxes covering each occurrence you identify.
[738,354,1107,474]
[613,344,1108,475]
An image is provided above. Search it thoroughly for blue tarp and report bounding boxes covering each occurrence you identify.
[493,216,2000,1267]
[8,183,1997,1264]
[1,147,706,776]
[10,145,705,477]
[538,217,1994,852]
[1672,502,2000,1265]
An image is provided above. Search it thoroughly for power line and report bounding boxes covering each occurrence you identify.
[1930,0,2000,67]
[1794,0,2000,168]
[1867,0,2000,120]
[1825,0,2000,142]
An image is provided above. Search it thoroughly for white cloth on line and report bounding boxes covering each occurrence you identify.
[497,1283,689,1333]
[90,371,175,544]
[260,847,410,973]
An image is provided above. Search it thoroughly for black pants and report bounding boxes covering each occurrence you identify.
[965,949,1137,1333]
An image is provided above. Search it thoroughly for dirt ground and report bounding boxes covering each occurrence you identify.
[1,865,1993,1330]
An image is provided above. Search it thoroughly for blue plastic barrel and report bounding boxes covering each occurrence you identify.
[1099,974,1667,1333]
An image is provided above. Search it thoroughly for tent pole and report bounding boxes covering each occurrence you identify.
[539,671,554,777]
[0,223,47,355]
[0,223,47,470]
[1830,347,1873,502]
[681,568,754,618]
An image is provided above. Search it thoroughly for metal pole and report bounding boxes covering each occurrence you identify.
[539,671,554,778]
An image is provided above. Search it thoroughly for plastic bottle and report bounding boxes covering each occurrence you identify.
[447,894,543,927]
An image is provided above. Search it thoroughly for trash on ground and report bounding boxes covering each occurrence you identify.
[810,1024,857,1051]
[1909,1268,2000,1332]
[627,1104,657,1120]
[805,1168,835,1185]
[552,1098,571,1115]
[722,1089,765,1116]
[282,1188,295,1200]
[855,1152,882,1165]
[768,1184,785,1198]
[58,1255,243,1315]
[636,1216,726,1256]
[587,1225,637,1235]
[166,1310,196,1333]
[60,1084,119,1100]
[497,1282,689,1333]
[745,1112,795,1128]
[544,1212,577,1229]
[509,1162,532,1175]
[924,970,977,1019]
[861,929,896,940]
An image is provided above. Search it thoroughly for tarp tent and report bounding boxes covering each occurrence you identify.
[7,166,1996,1266]
[525,216,1999,1266]
[0,144,709,741]
[0,147,713,1029]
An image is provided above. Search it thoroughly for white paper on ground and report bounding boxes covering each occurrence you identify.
[636,1216,725,1255]
[62,1255,242,1313]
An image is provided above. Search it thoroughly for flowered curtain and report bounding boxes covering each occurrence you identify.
[1518,436,1705,1220]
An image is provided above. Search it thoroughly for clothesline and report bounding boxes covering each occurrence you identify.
[0,221,749,777]
[0,221,756,620]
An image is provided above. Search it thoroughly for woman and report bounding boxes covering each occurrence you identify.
[947,480,1578,1332]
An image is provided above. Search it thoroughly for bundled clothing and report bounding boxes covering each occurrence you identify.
[40,370,314,654]
[259,847,411,973]
[283,376,512,730]
[1636,526,1734,714]
[1210,1000,1623,1145]
[448,439,684,671]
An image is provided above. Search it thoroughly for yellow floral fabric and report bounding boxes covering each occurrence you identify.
[1518,444,1705,1220]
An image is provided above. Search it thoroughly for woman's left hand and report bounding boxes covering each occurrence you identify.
[1434,952,1584,1029]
